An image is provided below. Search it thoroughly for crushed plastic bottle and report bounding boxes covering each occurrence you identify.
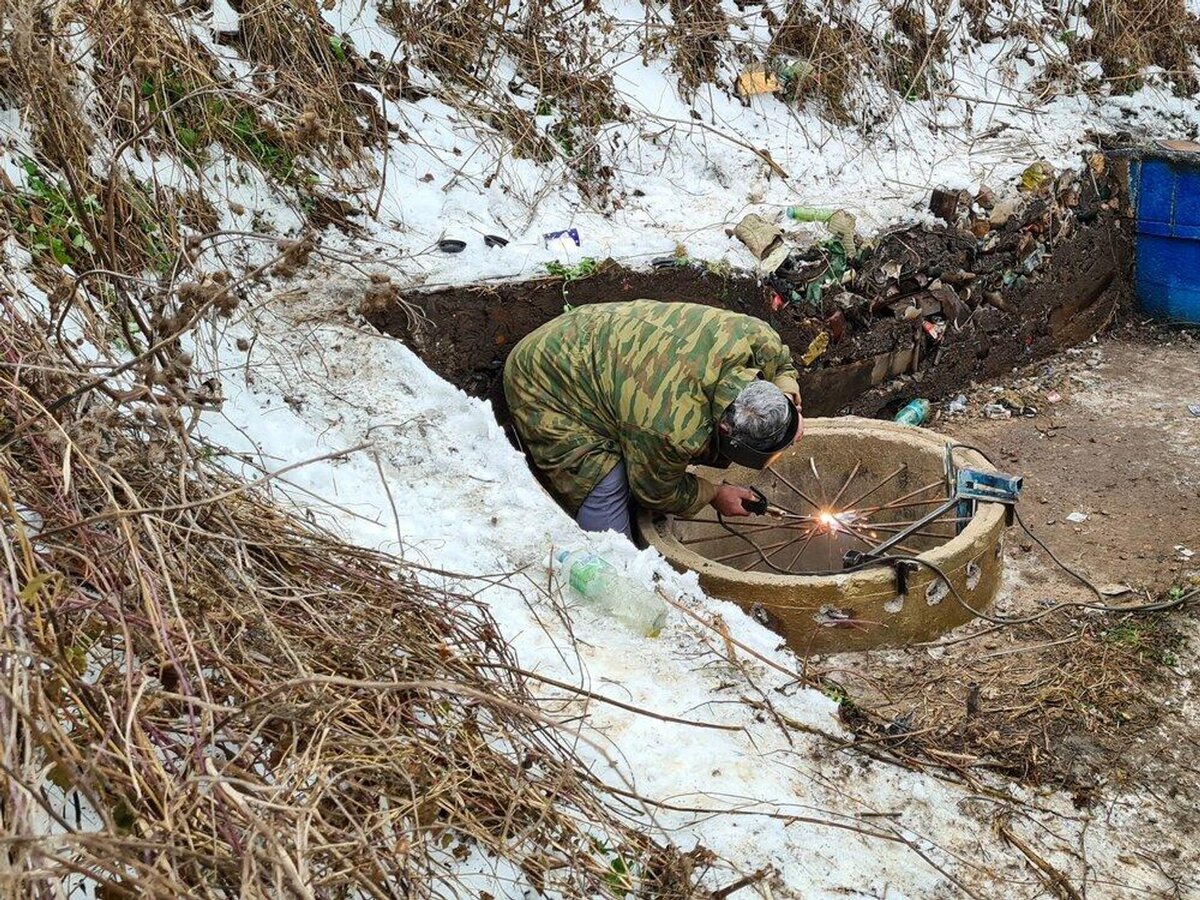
[893,398,930,426]
[554,549,668,637]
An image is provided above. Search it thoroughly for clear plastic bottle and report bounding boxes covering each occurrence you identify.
[893,398,930,426]
[554,549,668,637]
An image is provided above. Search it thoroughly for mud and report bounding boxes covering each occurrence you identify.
[366,213,1134,424]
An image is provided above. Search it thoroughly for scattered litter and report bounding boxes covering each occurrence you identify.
[989,196,1024,226]
[736,66,779,98]
[929,187,960,223]
[437,238,466,253]
[1176,545,1196,559]
[483,234,509,248]
[981,403,1012,420]
[1065,511,1089,524]
[543,228,581,249]
[787,206,858,254]
[1188,403,1200,417]
[733,213,788,273]
[946,394,968,415]
[1018,161,1054,193]
[894,398,930,426]
[800,332,829,365]
[1046,391,1062,404]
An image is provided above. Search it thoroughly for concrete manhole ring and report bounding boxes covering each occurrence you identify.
[637,417,1007,653]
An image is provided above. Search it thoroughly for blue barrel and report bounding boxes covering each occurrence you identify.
[1131,144,1200,323]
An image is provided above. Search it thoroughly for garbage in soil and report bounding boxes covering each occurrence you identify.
[1066,511,1090,524]
[733,213,788,273]
[786,206,858,254]
[718,153,1124,418]
[894,398,930,426]
[800,331,829,365]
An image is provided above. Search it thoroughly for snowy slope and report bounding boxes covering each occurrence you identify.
[300,0,1200,289]
[194,278,1178,897]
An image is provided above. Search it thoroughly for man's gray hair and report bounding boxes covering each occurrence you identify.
[723,380,790,450]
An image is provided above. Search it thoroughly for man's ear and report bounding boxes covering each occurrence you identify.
[718,421,731,435]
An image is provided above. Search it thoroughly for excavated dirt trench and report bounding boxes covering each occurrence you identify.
[367,211,1134,424]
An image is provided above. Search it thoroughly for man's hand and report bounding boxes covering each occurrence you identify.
[712,483,759,517]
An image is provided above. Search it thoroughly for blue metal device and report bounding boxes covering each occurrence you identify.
[955,467,1023,532]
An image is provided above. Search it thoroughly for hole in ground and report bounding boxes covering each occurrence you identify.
[364,207,1132,425]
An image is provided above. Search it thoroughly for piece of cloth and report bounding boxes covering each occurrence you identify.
[503,300,800,517]
[575,461,634,539]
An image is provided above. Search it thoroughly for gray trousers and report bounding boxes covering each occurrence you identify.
[576,461,634,540]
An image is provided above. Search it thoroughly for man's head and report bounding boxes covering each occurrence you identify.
[716,380,799,469]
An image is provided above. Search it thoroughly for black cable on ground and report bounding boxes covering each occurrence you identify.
[882,553,1198,627]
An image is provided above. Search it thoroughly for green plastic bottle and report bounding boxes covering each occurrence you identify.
[554,549,667,637]
[894,399,931,426]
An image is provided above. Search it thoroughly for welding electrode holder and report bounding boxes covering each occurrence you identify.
[740,486,771,516]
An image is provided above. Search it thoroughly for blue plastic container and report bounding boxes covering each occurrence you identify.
[1130,145,1200,323]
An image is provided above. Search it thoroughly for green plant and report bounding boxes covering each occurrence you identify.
[328,34,350,62]
[14,159,98,265]
[589,839,637,896]
[544,257,599,281]
[703,257,733,278]
[1103,623,1145,647]
[227,110,295,181]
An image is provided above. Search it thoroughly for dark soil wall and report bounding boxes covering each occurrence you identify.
[365,214,1134,422]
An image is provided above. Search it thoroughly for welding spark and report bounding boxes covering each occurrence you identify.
[815,509,860,535]
[811,508,859,535]
[817,511,841,533]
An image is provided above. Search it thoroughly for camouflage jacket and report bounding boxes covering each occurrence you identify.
[503,300,800,517]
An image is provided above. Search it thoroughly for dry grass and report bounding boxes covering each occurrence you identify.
[1081,0,1200,94]
[0,289,712,895]
[835,610,1186,794]
[662,0,730,100]
[768,0,868,120]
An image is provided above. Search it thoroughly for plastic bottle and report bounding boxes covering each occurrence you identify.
[554,550,668,637]
[893,398,930,426]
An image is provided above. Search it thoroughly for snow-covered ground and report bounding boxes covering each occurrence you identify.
[189,279,1179,897]
[4,0,1200,892]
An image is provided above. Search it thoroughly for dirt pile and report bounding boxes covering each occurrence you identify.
[366,155,1134,422]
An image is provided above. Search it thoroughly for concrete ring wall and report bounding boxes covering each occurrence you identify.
[637,417,1007,654]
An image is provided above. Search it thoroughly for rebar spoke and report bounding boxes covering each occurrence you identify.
[841,464,907,511]
[765,466,822,510]
[856,481,945,517]
[828,461,861,511]
[786,526,820,570]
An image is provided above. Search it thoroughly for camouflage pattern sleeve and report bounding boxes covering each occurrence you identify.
[619,424,721,515]
[741,315,801,398]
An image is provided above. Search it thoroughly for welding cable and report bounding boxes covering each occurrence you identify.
[880,554,1199,626]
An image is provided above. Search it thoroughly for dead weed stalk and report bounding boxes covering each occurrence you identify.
[0,291,710,896]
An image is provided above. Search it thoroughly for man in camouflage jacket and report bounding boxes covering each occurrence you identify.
[504,300,803,539]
